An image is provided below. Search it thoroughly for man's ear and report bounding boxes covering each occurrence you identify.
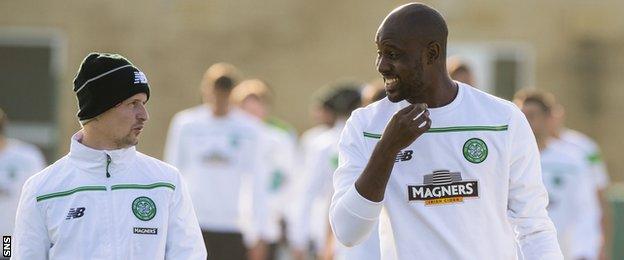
[426,41,441,65]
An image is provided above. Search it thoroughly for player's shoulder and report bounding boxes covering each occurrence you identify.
[300,125,330,149]
[560,128,598,151]
[171,105,208,125]
[461,85,531,133]
[461,83,521,117]
[266,116,297,135]
[231,109,266,133]
[264,123,295,144]
[134,152,182,183]
[545,140,591,169]
[135,152,180,175]
[5,139,43,159]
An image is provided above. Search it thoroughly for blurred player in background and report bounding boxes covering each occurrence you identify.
[549,102,611,259]
[231,79,297,260]
[0,108,45,242]
[164,63,270,260]
[291,83,381,260]
[447,56,475,87]
[515,89,601,259]
[288,87,339,259]
[361,79,386,106]
[299,89,341,156]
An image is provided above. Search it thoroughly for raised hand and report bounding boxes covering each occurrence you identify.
[379,103,431,153]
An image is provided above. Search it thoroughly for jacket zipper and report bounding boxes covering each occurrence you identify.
[105,153,114,256]
[106,154,111,178]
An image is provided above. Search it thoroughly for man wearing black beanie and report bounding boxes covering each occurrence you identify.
[13,52,207,259]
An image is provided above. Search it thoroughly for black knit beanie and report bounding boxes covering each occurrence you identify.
[73,52,150,123]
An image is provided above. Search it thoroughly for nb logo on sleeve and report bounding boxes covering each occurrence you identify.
[66,207,86,220]
[395,150,413,162]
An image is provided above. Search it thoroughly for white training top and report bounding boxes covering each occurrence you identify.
[540,139,600,259]
[292,120,381,260]
[164,105,269,245]
[558,128,609,190]
[13,131,206,260]
[0,139,45,237]
[287,124,333,251]
[330,82,562,260]
[261,122,297,243]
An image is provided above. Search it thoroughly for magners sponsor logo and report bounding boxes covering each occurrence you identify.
[408,170,479,206]
[133,227,158,235]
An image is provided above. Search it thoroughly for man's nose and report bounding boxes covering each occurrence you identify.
[376,56,392,76]
[137,104,149,122]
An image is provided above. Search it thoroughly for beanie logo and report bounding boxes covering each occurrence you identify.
[134,71,148,84]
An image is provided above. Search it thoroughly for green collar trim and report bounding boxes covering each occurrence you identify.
[363,125,509,139]
[37,186,107,202]
[111,182,175,191]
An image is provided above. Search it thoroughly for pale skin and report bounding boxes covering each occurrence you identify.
[81,93,148,150]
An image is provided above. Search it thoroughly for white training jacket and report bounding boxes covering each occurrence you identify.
[261,122,297,243]
[13,131,206,260]
[0,139,45,237]
[540,139,600,259]
[330,83,562,260]
[164,105,269,245]
[291,120,381,260]
[558,128,610,190]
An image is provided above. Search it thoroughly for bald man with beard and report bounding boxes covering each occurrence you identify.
[329,3,562,259]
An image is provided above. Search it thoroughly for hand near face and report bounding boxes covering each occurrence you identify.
[380,103,431,152]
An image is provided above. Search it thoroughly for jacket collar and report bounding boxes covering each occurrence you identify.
[68,131,136,176]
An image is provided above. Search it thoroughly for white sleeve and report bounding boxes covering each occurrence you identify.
[163,113,184,167]
[568,166,601,259]
[586,147,609,190]
[329,112,383,247]
[12,177,50,260]
[165,173,207,260]
[290,144,331,250]
[243,131,271,246]
[506,111,563,260]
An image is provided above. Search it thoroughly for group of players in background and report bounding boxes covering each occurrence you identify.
[0,56,610,260]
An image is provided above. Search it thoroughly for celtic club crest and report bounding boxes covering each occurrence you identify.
[463,138,488,164]
[132,196,157,221]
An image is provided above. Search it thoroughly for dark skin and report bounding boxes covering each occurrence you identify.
[355,3,458,202]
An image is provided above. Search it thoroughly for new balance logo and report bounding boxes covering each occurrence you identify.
[134,71,148,84]
[66,207,86,220]
[395,150,413,162]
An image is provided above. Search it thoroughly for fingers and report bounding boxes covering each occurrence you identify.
[405,103,428,120]
[412,109,426,121]
[419,117,432,129]
[410,110,430,130]
[393,103,431,132]
[396,104,416,116]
